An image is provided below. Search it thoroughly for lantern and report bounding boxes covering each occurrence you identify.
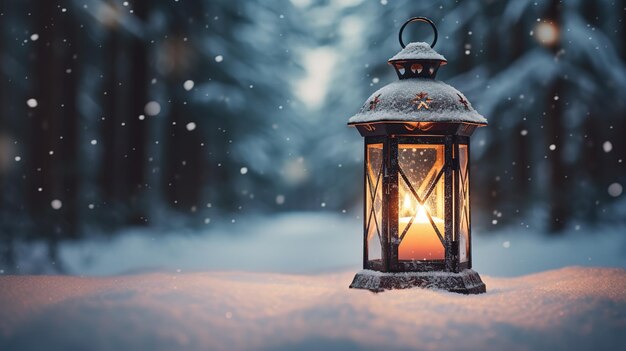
[348,17,487,294]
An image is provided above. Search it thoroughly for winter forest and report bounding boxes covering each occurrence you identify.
[1,1,626,350]
[0,0,625,273]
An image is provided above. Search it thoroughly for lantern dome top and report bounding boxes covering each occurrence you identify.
[388,42,446,63]
[348,79,487,125]
[348,16,487,127]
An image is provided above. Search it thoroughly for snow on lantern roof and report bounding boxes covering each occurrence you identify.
[388,42,447,63]
[348,79,487,125]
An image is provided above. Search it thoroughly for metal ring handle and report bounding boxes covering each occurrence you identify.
[399,17,438,49]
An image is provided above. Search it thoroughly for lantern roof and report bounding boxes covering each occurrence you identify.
[388,42,447,63]
[348,17,487,127]
[347,79,487,125]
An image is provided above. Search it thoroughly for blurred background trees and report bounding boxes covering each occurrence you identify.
[0,0,624,271]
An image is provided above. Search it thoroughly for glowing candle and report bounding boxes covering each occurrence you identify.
[398,194,445,260]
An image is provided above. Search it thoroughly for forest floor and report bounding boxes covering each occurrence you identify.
[1,213,626,350]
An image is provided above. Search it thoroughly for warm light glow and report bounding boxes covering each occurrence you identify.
[535,22,559,47]
[401,193,430,223]
[395,144,446,261]
[399,192,444,260]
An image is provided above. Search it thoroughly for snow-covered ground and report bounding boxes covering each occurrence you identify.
[1,213,625,350]
[42,212,626,277]
[1,267,625,351]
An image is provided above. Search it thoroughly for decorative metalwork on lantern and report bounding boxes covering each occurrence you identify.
[348,17,488,294]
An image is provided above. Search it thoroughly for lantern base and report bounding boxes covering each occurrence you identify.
[349,269,486,294]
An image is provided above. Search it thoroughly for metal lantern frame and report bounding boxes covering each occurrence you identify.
[358,127,476,274]
[348,17,487,294]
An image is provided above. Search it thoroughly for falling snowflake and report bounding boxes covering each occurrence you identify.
[183,80,194,91]
[602,141,612,153]
[26,98,38,108]
[215,55,224,63]
[549,144,556,151]
[276,195,285,205]
[90,139,97,145]
[14,156,21,162]
[240,167,248,175]
[186,122,196,131]
[608,183,622,197]
[51,199,63,210]
[144,101,161,116]
[30,33,39,41]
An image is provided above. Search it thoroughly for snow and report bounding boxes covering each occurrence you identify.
[275,195,285,205]
[608,183,623,197]
[1,213,626,350]
[144,101,161,116]
[26,98,37,108]
[388,42,447,63]
[348,79,487,125]
[50,199,62,210]
[0,267,625,351]
[183,80,194,91]
[15,213,622,277]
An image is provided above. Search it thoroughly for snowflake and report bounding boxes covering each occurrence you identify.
[183,80,194,91]
[276,195,285,205]
[51,199,62,210]
[144,101,161,116]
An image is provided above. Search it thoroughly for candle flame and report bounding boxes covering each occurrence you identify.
[401,194,430,223]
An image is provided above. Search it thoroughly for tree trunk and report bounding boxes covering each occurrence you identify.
[126,0,149,224]
[545,0,568,233]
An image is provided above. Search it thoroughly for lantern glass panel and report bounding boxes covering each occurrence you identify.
[366,143,384,261]
[458,144,470,262]
[397,144,445,261]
